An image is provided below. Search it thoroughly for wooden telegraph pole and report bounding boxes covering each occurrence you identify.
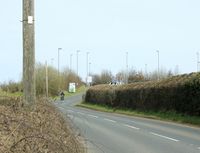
[23,0,36,106]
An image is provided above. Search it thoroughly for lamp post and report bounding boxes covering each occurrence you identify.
[70,54,73,71]
[197,52,199,72]
[58,48,62,91]
[145,64,148,79]
[86,52,90,77]
[156,50,160,80]
[89,62,91,76]
[58,48,62,76]
[126,52,129,84]
[76,50,80,76]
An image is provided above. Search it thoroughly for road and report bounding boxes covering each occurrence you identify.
[54,94,200,153]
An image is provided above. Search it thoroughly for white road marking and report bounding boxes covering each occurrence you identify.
[198,147,200,150]
[150,132,179,142]
[67,115,73,119]
[104,118,117,123]
[58,107,65,110]
[124,124,140,130]
[131,121,137,124]
[77,112,85,115]
[88,114,99,118]
[67,110,74,113]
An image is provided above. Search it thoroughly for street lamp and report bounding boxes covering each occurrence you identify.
[86,52,90,77]
[58,48,62,91]
[197,52,199,72]
[70,54,73,71]
[58,48,62,76]
[126,52,129,84]
[76,50,80,76]
[89,62,91,76]
[145,64,148,79]
[156,50,160,80]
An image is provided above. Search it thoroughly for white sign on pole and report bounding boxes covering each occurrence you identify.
[28,16,33,24]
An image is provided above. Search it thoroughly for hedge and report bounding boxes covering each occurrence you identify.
[85,72,200,116]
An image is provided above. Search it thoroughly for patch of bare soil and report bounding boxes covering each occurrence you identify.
[0,98,85,153]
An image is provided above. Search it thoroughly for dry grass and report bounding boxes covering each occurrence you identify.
[0,96,86,153]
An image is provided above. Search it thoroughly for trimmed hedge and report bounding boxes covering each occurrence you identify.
[85,72,200,116]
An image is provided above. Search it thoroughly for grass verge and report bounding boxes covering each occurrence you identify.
[77,102,200,127]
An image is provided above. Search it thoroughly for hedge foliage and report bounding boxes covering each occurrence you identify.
[85,72,200,116]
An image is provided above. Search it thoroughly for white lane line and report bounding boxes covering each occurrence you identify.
[131,121,137,124]
[150,132,179,142]
[77,112,85,115]
[88,114,99,118]
[67,115,73,119]
[124,124,140,130]
[104,118,117,123]
[58,107,65,110]
[198,147,200,150]
[67,110,74,113]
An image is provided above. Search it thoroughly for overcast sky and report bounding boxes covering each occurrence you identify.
[0,0,200,82]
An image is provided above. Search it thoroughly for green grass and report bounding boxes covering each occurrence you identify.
[77,102,200,127]
[0,91,22,97]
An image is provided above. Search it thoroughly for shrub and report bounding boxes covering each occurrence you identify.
[85,72,200,116]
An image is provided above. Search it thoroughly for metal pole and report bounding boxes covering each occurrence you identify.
[70,54,73,71]
[45,61,48,98]
[58,48,62,91]
[145,64,147,79]
[58,48,62,76]
[77,50,80,76]
[156,50,160,80]
[23,0,36,106]
[126,52,129,84]
[197,52,199,72]
[86,52,89,77]
[89,62,91,75]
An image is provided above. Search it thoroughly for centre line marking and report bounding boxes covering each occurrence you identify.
[104,118,116,123]
[88,114,98,118]
[67,115,73,119]
[67,110,74,113]
[124,124,140,130]
[77,112,85,115]
[150,132,179,142]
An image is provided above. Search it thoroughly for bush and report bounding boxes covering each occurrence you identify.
[85,72,200,116]
[0,97,85,153]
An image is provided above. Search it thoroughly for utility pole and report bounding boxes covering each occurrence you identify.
[23,0,36,106]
